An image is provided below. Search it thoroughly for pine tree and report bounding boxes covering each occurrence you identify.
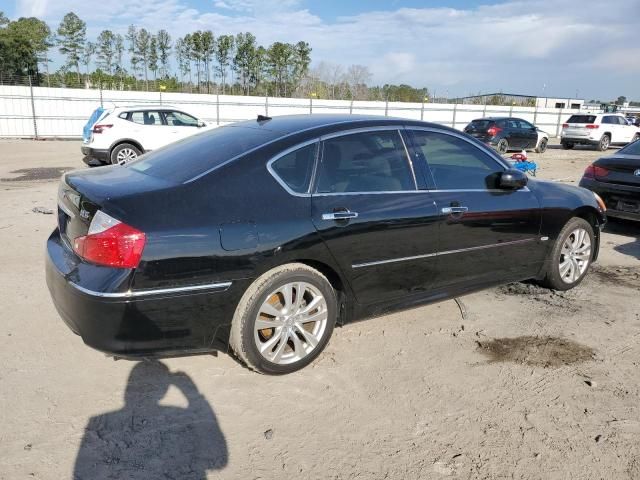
[56,12,86,83]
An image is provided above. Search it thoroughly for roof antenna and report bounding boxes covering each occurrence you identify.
[257,114,272,123]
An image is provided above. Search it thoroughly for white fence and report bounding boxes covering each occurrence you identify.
[0,85,589,139]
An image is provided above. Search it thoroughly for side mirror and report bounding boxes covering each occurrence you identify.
[499,169,528,189]
[197,120,206,128]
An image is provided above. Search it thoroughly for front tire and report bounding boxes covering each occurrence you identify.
[540,217,594,291]
[229,263,337,374]
[535,138,548,154]
[110,143,142,165]
[597,134,610,151]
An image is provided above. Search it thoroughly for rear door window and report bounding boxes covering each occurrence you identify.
[316,130,415,193]
[130,111,163,125]
[567,115,596,124]
[465,120,492,131]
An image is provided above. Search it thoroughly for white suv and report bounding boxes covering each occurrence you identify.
[560,113,640,151]
[81,105,212,165]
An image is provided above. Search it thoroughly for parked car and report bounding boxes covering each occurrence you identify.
[560,113,640,151]
[47,114,606,374]
[81,105,211,166]
[463,117,548,154]
[579,138,640,221]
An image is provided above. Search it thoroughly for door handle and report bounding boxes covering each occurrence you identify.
[441,206,468,215]
[322,210,358,221]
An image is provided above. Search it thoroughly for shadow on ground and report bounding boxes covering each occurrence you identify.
[604,219,640,260]
[74,361,227,479]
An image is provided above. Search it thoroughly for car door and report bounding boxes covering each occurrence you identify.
[616,115,635,143]
[128,110,167,151]
[516,119,538,149]
[507,118,526,148]
[310,128,440,305]
[406,128,544,290]
[161,110,202,143]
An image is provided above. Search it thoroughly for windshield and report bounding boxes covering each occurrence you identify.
[128,125,280,183]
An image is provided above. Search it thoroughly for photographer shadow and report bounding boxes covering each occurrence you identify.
[74,361,227,480]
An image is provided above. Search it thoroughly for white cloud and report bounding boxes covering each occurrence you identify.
[16,0,640,99]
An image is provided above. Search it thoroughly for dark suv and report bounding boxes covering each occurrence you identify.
[464,117,543,154]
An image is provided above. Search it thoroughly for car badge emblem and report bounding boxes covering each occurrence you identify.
[635,169,640,177]
[80,209,91,220]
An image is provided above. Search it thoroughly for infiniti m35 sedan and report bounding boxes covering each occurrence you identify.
[46,115,606,374]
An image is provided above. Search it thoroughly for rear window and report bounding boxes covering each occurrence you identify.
[567,115,596,124]
[128,125,279,183]
[619,139,640,155]
[466,120,493,131]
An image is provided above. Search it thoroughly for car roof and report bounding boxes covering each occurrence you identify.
[227,114,451,136]
[112,105,180,111]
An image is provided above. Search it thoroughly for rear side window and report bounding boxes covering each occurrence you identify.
[129,126,279,183]
[316,130,415,193]
[411,130,504,190]
[567,115,596,124]
[270,143,317,194]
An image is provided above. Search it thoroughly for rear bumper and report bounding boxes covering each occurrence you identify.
[46,229,237,358]
[579,177,640,222]
[561,136,599,146]
[81,146,109,165]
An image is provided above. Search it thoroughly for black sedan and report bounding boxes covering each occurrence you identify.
[464,117,544,154]
[47,114,606,374]
[579,139,640,221]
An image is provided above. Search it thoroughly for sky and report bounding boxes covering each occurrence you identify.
[8,0,640,100]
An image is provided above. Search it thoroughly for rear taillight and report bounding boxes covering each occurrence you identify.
[487,126,502,137]
[562,123,569,128]
[585,124,599,129]
[73,211,146,268]
[583,164,609,179]
[92,124,113,134]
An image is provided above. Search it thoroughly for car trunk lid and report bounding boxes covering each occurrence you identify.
[58,166,175,247]
[464,119,494,140]
[595,155,640,187]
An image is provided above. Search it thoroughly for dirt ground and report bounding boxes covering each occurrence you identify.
[0,139,638,480]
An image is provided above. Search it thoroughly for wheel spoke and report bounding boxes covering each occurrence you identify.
[260,302,283,318]
[299,309,327,325]
[289,331,305,358]
[255,317,284,330]
[259,329,283,354]
[559,260,571,277]
[571,259,581,281]
[293,282,305,312]
[299,296,322,315]
[270,330,289,363]
[295,324,319,348]
[282,284,294,309]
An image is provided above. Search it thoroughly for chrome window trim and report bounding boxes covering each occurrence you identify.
[406,126,512,170]
[315,126,419,194]
[69,280,232,298]
[185,119,399,184]
[352,237,536,269]
[266,138,319,197]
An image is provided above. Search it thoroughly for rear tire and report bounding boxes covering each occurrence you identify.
[110,143,142,165]
[229,263,337,375]
[535,138,548,154]
[497,138,509,154]
[540,217,594,291]
[561,141,574,150]
[597,134,610,151]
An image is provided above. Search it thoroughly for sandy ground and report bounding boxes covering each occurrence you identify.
[0,139,639,480]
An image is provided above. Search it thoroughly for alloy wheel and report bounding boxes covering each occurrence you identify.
[116,148,138,165]
[559,227,591,284]
[538,139,547,153]
[253,282,329,365]
[497,139,508,154]
[599,136,610,150]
